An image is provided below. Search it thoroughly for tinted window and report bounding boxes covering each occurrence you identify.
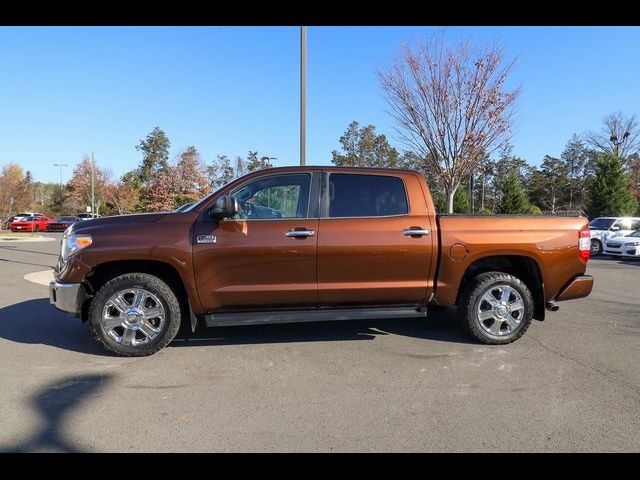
[328,174,408,218]
[231,174,311,219]
[619,219,640,230]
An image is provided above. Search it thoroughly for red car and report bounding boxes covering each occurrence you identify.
[46,216,80,232]
[9,215,50,232]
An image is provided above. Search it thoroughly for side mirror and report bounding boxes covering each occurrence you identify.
[209,195,239,219]
[610,226,620,231]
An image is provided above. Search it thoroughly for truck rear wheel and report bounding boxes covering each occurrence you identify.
[459,272,534,345]
[89,273,182,356]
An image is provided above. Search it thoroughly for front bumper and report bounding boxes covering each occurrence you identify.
[604,245,640,258]
[49,280,81,315]
[555,275,594,302]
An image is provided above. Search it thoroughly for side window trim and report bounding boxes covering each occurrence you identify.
[321,172,411,219]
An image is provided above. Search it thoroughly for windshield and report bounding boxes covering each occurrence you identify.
[627,230,640,238]
[589,218,615,230]
[58,216,77,222]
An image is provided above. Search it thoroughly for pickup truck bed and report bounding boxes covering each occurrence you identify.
[435,214,591,308]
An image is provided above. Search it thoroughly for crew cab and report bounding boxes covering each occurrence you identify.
[49,167,594,356]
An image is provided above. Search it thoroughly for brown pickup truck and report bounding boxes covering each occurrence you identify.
[49,167,594,356]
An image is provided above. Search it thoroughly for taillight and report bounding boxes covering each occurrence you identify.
[579,225,591,262]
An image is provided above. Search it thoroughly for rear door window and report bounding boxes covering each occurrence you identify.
[328,173,409,218]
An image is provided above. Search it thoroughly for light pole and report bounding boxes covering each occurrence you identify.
[610,131,630,157]
[52,163,68,190]
[91,152,96,217]
[300,26,307,167]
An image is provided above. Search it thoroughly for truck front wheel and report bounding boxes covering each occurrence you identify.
[459,272,534,345]
[89,273,182,356]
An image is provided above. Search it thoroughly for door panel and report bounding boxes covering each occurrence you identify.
[192,172,320,312]
[317,216,432,305]
[317,172,434,306]
[193,219,318,311]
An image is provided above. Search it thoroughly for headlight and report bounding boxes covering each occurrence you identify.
[61,232,93,261]
[625,242,640,246]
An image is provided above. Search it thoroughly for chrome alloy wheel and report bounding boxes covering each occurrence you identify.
[476,284,525,336]
[101,288,165,346]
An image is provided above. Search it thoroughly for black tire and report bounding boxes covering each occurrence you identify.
[458,271,534,345]
[590,239,602,256]
[89,273,182,357]
[34,225,40,232]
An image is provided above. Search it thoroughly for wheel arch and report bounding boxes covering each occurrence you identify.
[80,260,191,325]
[455,255,545,321]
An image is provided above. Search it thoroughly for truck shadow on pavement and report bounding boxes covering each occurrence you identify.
[0,373,111,453]
[172,307,474,348]
[0,298,104,355]
[0,299,474,355]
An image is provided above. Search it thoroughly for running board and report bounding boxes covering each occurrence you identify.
[204,307,427,327]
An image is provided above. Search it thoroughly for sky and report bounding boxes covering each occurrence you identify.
[1,26,639,184]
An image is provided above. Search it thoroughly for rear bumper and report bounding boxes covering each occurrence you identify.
[49,280,81,315]
[555,275,594,301]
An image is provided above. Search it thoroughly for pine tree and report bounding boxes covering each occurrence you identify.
[498,171,529,214]
[586,153,637,218]
[136,127,171,183]
[453,186,470,213]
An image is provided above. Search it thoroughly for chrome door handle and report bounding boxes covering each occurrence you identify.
[286,229,315,238]
[402,228,430,237]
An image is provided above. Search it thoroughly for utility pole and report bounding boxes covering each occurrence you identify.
[91,152,95,217]
[53,163,68,190]
[300,26,307,167]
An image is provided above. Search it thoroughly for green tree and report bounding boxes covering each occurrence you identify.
[246,151,274,171]
[560,134,594,211]
[136,127,171,183]
[332,121,401,168]
[487,143,530,211]
[586,153,637,218]
[528,155,568,213]
[498,171,529,214]
[453,186,470,213]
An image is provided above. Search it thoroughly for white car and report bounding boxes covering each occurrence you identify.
[604,230,640,258]
[589,217,640,256]
[10,212,44,223]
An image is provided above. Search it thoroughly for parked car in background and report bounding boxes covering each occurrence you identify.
[9,215,50,232]
[76,213,100,220]
[604,230,640,259]
[10,212,44,223]
[588,217,640,256]
[47,216,81,232]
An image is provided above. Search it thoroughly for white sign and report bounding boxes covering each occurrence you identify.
[86,206,91,212]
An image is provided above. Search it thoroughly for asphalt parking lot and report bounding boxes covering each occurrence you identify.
[0,232,638,452]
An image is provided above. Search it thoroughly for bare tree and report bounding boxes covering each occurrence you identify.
[378,35,520,213]
[585,111,640,158]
